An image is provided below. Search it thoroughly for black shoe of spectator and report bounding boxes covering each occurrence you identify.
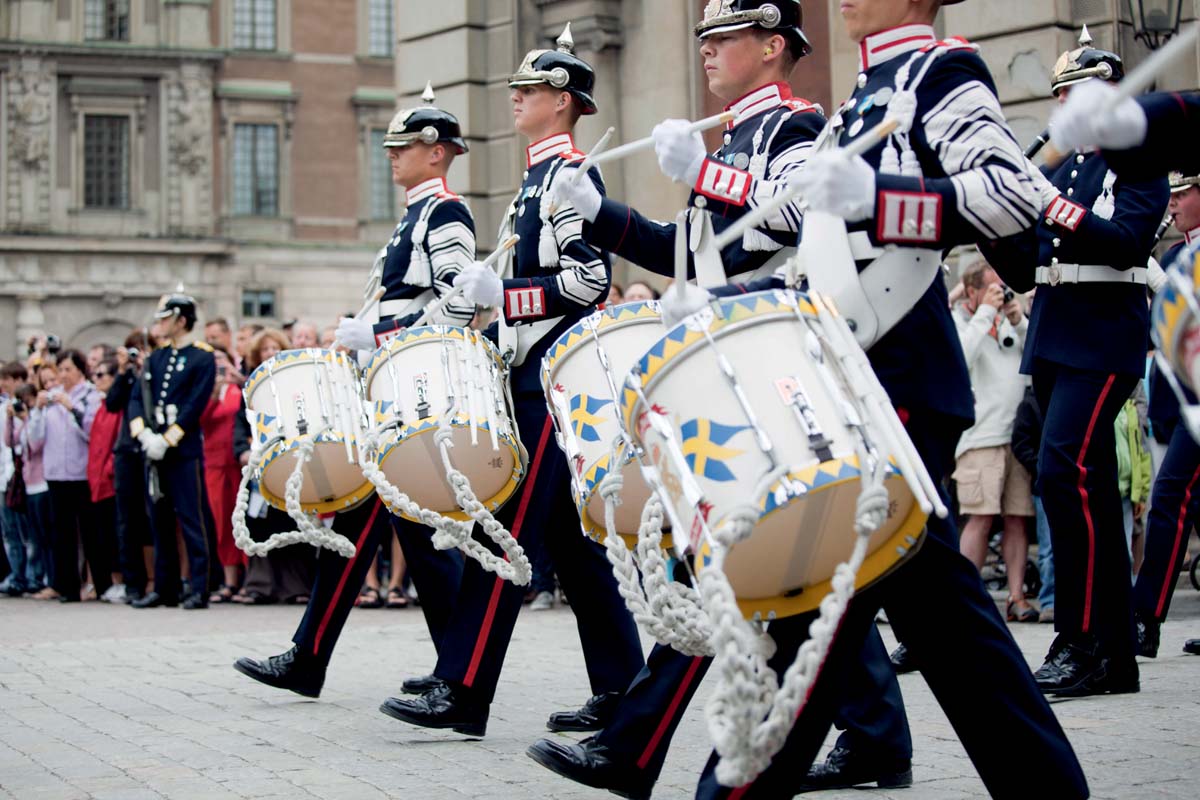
[182,592,208,610]
[233,647,325,698]
[1184,639,1200,655]
[401,674,445,695]
[124,589,145,605]
[889,643,917,674]
[546,691,622,732]
[526,736,653,800]
[1136,612,1160,659]
[379,682,488,737]
[795,744,914,792]
[131,592,178,608]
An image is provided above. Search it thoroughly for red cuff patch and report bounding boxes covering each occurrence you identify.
[375,320,403,346]
[505,286,546,321]
[1045,196,1087,232]
[876,190,942,243]
[695,158,752,206]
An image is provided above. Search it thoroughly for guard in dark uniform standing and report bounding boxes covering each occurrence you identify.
[1134,171,1200,658]
[985,32,1169,697]
[128,291,219,610]
[232,88,472,698]
[377,24,644,738]
[640,0,1083,796]
[535,4,914,797]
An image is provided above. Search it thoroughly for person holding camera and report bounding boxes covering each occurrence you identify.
[26,349,106,602]
[951,258,1037,622]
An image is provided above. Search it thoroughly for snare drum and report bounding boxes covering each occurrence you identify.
[1152,244,1200,392]
[622,290,927,619]
[541,301,671,549]
[363,326,525,522]
[243,349,375,514]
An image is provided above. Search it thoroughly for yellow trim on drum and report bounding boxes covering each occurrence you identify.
[540,300,664,388]
[374,417,525,524]
[258,433,377,515]
[694,469,928,619]
[363,326,505,390]
[243,348,335,405]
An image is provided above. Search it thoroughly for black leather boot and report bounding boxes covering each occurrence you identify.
[401,674,445,695]
[1136,612,1160,658]
[1035,634,1139,697]
[378,681,489,737]
[131,591,178,609]
[796,744,913,792]
[1183,639,1200,655]
[889,643,917,674]
[526,736,653,800]
[546,691,622,732]
[233,647,326,698]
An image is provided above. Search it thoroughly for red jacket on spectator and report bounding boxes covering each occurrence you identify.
[87,403,121,503]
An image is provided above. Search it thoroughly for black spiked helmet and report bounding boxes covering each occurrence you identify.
[154,285,198,328]
[508,23,598,115]
[1051,25,1124,96]
[383,82,469,154]
[694,1,811,58]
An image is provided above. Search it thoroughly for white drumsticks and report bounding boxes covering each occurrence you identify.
[711,117,901,252]
[410,234,520,328]
[354,288,386,321]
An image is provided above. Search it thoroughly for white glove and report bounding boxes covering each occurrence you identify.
[137,429,169,462]
[652,119,706,185]
[1147,257,1167,294]
[549,167,602,223]
[659,282,713,329]
[1049,79,1148,153]
[1025,160,1061,210]
[790,151,876,222]
[335,317,376,351]
[453,262,504,308]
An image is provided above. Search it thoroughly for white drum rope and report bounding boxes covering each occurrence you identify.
[431,418,531,585]
[702,463,891,787]
[231,435,359,558]
[597,468,714,657]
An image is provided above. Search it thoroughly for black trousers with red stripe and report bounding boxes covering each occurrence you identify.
[1034,361,1139,661]
[1134,420,1200,622]
[695,409,1086,799]
[292,497,465,665]
[432,393,645,704]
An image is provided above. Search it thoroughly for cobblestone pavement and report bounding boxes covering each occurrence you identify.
[0,583,1197,800]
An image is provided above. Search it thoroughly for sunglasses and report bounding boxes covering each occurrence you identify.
[93,371,112,379]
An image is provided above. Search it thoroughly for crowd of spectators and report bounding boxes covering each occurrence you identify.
[2,265,1176,623]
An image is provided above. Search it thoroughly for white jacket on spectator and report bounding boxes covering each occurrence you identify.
[954,303,1030,459]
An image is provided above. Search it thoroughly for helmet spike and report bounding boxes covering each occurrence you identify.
[422,81,436,105]
[556,22,575,54]
[1079,24,1093,47]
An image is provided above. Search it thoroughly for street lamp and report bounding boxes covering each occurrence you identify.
[1125,0,1184,49]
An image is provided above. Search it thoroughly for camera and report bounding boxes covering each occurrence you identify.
[1002,286,1015,305]
[11,399,25,414]
[45,334,62,355]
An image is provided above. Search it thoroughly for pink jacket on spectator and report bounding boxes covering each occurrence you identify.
[5,410,47,493]
[28,381,100,482]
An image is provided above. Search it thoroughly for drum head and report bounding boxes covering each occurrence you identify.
[259,435,375,514]
[377,422,523,521]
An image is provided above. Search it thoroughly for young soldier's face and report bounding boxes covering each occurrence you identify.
[510,85,565,138]
[386,144,435,188]
[699,30,772,100]
[840,0,928,42]
[1171,186,1200,233]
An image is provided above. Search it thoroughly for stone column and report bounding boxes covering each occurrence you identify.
[165,63,216,236]
[4,57,54,232]
[15,294,46,354]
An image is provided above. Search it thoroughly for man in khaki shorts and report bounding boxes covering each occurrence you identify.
[952,258,1038,622]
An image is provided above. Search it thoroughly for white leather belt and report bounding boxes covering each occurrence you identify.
[1035,264,1147,286]
[379,292,433,319]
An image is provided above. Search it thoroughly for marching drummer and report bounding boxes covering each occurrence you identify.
[232,89,474,699]
[335,83,477,349]
[377,23,646,741]
[127,290,219,610]
[596,0,1088,796]
[530,4,919,798]
[983,30,1168,699]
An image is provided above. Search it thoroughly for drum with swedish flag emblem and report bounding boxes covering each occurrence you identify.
[243,349,375,514]
[541,301,672,548]
[1152,241,1200,394]
[621,290,927,619]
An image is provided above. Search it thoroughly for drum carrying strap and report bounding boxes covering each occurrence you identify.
[495,192,566,367]
[797,210,941,349]
[689,207,797,287]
